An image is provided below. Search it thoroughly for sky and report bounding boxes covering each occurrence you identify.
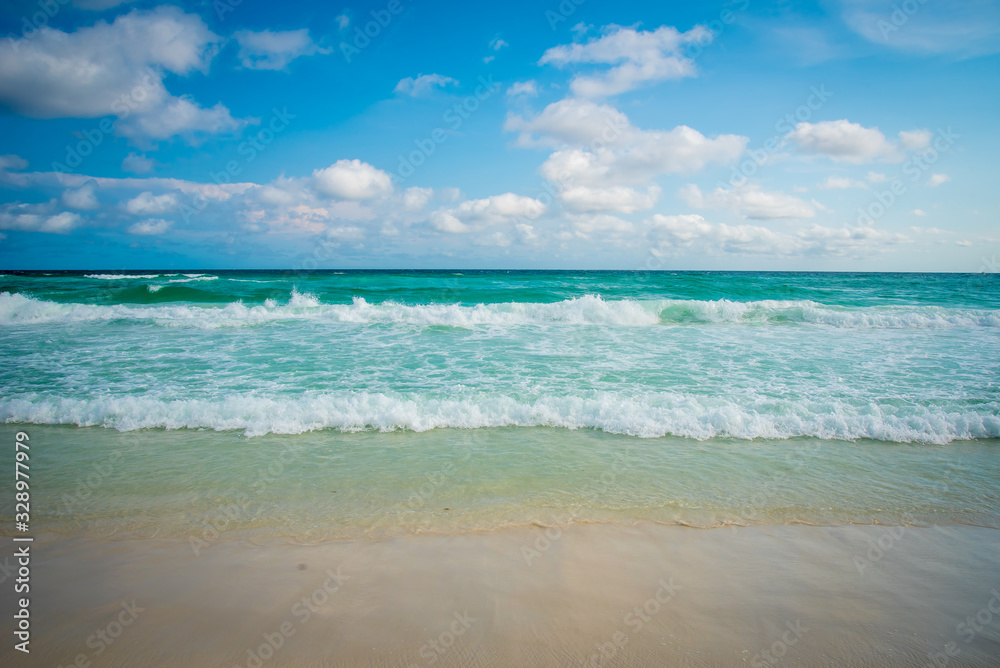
[0,0,998,271]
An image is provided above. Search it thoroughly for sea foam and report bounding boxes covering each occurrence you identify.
[1,392,997,442]
[1,291,998,329]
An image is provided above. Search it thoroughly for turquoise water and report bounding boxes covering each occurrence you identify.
[1,271,998,537]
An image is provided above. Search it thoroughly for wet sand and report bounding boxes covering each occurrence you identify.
[3,523,999,667]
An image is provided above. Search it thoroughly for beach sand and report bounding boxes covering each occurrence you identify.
[3,523,999,667]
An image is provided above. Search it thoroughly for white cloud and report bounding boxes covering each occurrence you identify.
[312,160,393,200]
[394,74,458,97]
[866,171,888,183]
[510,101,746,180]
[818,175,868,189]
[539,25,710,97]
[508,99,745,213]
[679,184,817,219]
[325,226,365,240]
[122,152,154,174]
[234,29,328,70]
[489,36,509,52]
[506,98,630,148]
[567,212,634,237]
[0,155,28,171]
[62,183,99,210]
[911,209,928,217]
[403,187,433,211]
[431,193,547,234]
[118,97,247,142]
[955,240,973,247]
[559,185,660,213]
[506,81,538,97]
[647,213,909,256]
[127,218,172,235]
[124,191,178,215]
[0,203,81,234]
[926,173,951,187]
[898,129,932,150]
[452,193,546,220]
[0,7,247,142]
[786,120,928,164]
[429,211,469,234]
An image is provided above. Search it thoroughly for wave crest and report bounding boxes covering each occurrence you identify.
[2,392,997,442]
[1,291,998,329]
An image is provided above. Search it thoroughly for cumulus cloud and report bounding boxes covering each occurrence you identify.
[0,202,81,234]
[0,7,247,142]
[62,183,99,210]
[430,193,547,234]
[510,101,746,176]
[429,211,469,234]
[312,160,393,200]
[567,212,634,237]
[679,184,817,219]
[559,185,660,214]
[786,120,929,164]
[403,187,433,211]
[0,155,28,171]
[127,218,172,235]
[507,99,745,213]
[451,193,546,221]
[124,191,178,215]
[122,153,154,174]
[234,29,328,70]
[647,213,909,256]
[539,25,710,97]
[506,81,538,97]
[394,74,458,97]
[818,175,868,189]
[911,209,927,217]
[926,173,951,187]
[506,98,630,148]
[119,97,247,141]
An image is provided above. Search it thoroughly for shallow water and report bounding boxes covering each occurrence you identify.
[2,425,997,540]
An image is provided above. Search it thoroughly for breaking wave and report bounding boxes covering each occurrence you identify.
[2,391,998,442]
[1,291,998,329]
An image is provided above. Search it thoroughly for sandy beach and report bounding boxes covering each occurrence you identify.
[3,523,998,667]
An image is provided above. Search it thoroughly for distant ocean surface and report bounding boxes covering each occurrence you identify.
[1,270,998,538]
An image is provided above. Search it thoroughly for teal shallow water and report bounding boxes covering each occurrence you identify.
[2,425,998,540]
[0,271,998,537]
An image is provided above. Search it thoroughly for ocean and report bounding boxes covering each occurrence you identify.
[1,270,998,540]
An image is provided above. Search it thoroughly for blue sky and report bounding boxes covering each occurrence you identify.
[0,0,997,270]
